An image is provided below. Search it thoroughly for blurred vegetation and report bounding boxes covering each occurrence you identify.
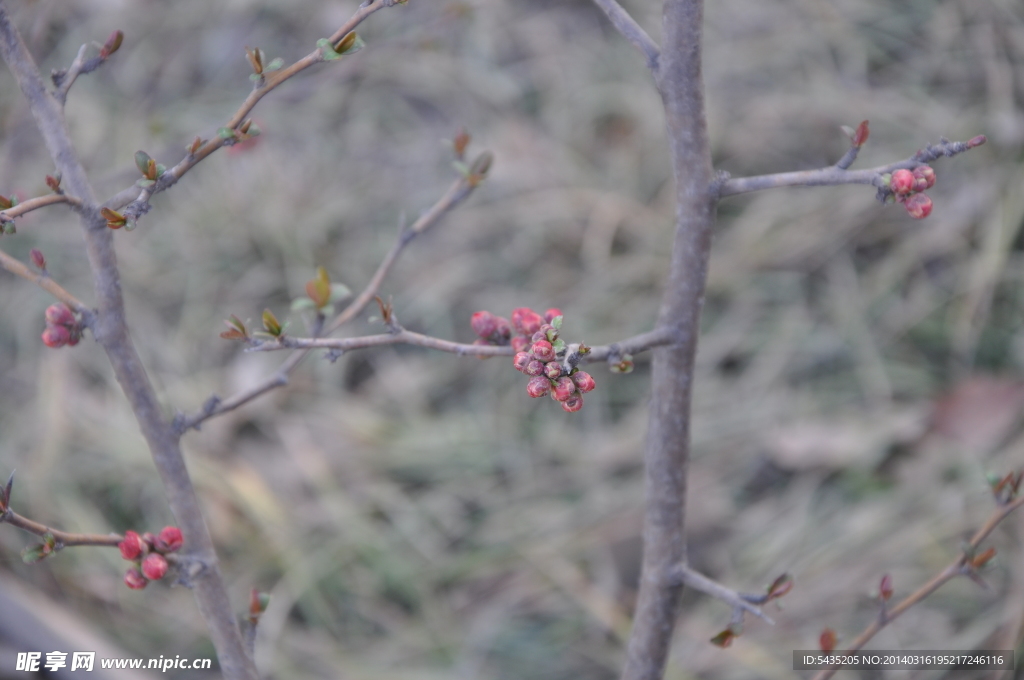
[0,0,1023,678]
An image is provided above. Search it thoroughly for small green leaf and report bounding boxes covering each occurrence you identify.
[329,283,352,303]
[451,160,470,177]
[250,73,263,82]
[551,338,566,354]
[266,57,284,71]
[155,164,167,177]
[136,179,156,188]
[262,309,283,336]
[217,127,237,141]
[134,150,152,176]
[291,297,316,312]
[317,38,342,61]
[336,32,364,55]
[551,315,563,330]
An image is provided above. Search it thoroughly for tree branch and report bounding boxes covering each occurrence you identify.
[810,493,1024,680]
[0,246,90,313]
[0,6,257,678]
[0,192,77,223]
[176,170,483,433]
[244,325,677,360]
[107,0,398,220]
[667,564,774,624]
[619,1,716,678]
[590,0,661,73]
[717,136,986,198]
[1,509,122,548]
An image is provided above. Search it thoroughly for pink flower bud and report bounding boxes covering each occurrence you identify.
[531,340,554,362]
[41,325,70,348]
[513,352,532,372]
[493,316,512,341]
[544,308,563,323]
[890,169,914,195]
[118,530,144,561]
[44,304,75,327]
[470,311,497,339]
[511,336,530,353]
[29,248,46,270]
[967,135,987,149]
[525,359,545,376]
[155,526,183,553]
[124,568,148,590]
[551,376,576,402]
[571,371,596,393]
[526,376,551,398]
[912,165,935,191]
[511,307,543,336]
[532,324,556,343]
[561,393,584,413]
[904,192,932,219]
[544,361,563,380]
[141,553,168,581]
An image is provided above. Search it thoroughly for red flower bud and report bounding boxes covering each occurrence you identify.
[118,530,144,561]
[890,168,915,195]
[513,352,532,372]
[470,311,497,339]
[551,376,576,402]
[904,192,932,219]
[544,361,563,380]
[525,359,545,376]
[912,165,935,191]
[531,340,554,362]
[511,336,530,353]
[155,526,183,553]
[29,248,46,270]
[526,376,551,398]
[141,553,168,581]
[511,307,543,336]
[572,371,596,393]
[967,135,987,149]
[124,568,148,590]
[41,325,70,348]
[561,392,584,412]
[543,308,563,323]
[44,304,75,327]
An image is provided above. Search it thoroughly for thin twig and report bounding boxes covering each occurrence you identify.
[1,509,121,548]
[667,564,774,624]
[247,326,677,360]
[108,0,396,220]
[0,192,77,221]
[590,0,661,73]
[810,493,1024,680]
[0,247,90,313]
[176,173,481,433]
[52,44,88,104]
[717,137,986,198]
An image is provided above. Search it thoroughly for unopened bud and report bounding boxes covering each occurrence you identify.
[118,530,144,561]
[544,361,562,380]
[912,165,935,191]
[572,371,596,393]
[526,376,551,398]
[561,393,584,412]
[29,248,46,270]
[471,311,498,339]
[890,169,915,196]
[155,526,183,553]
[531,340,554,362]
[141,553,168,581]
[551,376,576,402]
[45,304,75,327]
[513,352,532,372]
[124,568,148,590]
[41,325,70,348]
[904,192,933,219]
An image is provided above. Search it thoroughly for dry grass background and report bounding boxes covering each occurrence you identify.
[0,0,1023,678]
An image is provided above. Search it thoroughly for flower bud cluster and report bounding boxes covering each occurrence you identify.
[41,304,82,348]
[118,526,183,591]
[474,306,595,412]
[885,165,935,219]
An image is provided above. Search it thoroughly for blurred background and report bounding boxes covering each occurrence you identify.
[0,0,1022,677]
